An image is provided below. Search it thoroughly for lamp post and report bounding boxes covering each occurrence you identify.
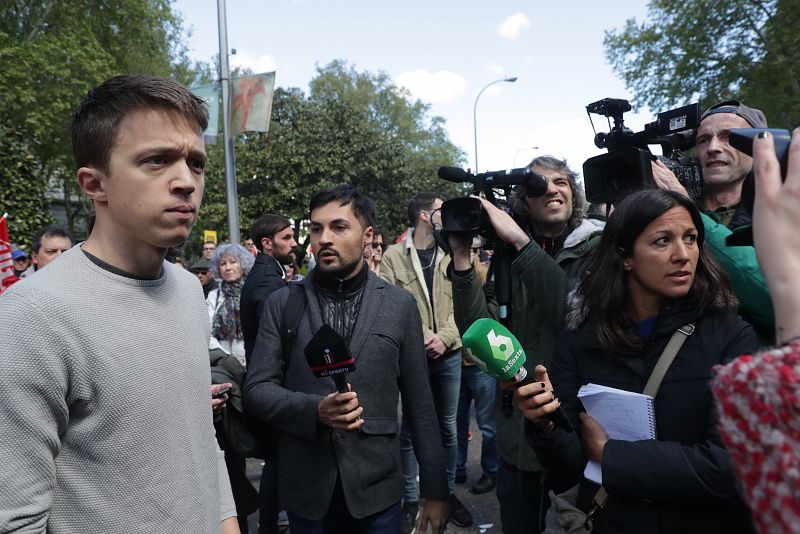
[513,146,539,167]
[473,76,517,172]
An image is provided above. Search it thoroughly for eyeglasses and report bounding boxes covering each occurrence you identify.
[371,242,385,249]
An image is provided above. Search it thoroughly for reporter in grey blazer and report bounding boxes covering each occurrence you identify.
[244,185,449,533]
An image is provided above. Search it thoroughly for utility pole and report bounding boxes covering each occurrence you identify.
[216,0,240,243]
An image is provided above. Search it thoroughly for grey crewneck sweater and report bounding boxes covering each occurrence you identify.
[0,246,235,532]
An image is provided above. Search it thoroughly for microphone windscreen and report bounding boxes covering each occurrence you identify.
[438,166,468,183]
[304,324,356,378]
[462,318,526,381]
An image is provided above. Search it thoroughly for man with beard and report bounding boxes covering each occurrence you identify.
[240,213,297,534]
[244,184,448,533]
[449,155,604,533]
[241,213,298,362]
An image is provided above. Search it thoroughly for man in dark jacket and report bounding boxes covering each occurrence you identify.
[190,258,217,298]
[240,212,296,534]
[241,213,297,362]
[244,184,448,533]
[449,155,603,533]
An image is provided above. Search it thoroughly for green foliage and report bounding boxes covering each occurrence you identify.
[195,61,465,254]
[0,123,54,250]
[0,2,465,254]
[604,0,800,126]
[0,0,201,235]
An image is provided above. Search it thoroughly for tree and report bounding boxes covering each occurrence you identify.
[0,1,202,237]
[195,61,465,255]
[604,0,800,126]
[0,122,54,250]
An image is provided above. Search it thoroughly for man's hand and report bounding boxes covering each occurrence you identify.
[425,334,447,359]
[418,498,448,533]
[752,128,800,343]
[445,231,473,270]
[651,160,690,197]
[473,196,530,251]
[579,412,608,462]
[211,382,233,413]
[317,388,364,430]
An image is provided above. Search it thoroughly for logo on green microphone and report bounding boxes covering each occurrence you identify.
[487,329,514,361]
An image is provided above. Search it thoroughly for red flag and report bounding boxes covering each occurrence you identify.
[0,214,19,293]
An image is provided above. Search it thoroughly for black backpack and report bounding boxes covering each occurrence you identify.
[211,283,307,459]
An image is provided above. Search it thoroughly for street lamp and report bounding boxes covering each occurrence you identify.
[473,76,518,172]
[513,146,539,167]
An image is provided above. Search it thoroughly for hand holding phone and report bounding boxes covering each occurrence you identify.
[212,387,231,399]
[211,383,234,414]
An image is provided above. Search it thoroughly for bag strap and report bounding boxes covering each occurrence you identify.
[279,283,307,370]
[586,322,695,527]
[642,323,695,397]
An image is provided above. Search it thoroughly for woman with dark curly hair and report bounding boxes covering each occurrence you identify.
[517,189,758,533]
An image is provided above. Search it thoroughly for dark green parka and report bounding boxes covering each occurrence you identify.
[451,217,603,471]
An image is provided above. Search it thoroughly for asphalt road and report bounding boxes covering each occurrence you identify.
[243,413,502,533]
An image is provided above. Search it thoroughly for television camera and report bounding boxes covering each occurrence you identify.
[436,165,549,320]
[583,98,702,204]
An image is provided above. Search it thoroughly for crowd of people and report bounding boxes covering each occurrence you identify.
[0,73,798,534]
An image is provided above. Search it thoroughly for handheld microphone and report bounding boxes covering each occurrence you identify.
[462,318,527,381]
[462,318,572,432]
[304,325,356,393]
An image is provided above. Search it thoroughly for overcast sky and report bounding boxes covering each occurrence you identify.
[173,0,659,178]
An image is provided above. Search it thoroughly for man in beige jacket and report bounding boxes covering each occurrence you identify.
[381,192,474,532]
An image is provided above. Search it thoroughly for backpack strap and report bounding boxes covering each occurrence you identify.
[279,282,307,370]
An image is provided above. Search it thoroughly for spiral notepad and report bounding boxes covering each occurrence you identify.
[577,383,657,485]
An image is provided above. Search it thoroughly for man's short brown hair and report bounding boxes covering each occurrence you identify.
[70,74,208,174]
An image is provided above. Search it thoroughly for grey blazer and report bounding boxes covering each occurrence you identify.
[244,271,448,520]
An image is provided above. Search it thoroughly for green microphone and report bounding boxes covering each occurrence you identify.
[462,317,573,432]
[461,318,528,382]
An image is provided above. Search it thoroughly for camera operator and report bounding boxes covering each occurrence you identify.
[448,156,603,533]
[651,100,774,340]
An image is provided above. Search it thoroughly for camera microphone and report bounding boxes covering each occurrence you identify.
[438,166,469,183]
[437,166,548,194]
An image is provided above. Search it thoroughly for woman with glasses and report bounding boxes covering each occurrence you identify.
[366,227,385,274]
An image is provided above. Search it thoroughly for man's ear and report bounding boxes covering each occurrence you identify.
[77,167,108,203]
[363,225,374,244]
[261,236,272,254]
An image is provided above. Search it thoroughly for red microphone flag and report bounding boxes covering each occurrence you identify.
[0,214,20,294]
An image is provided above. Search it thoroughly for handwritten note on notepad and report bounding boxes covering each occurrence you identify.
[577,383,656,484]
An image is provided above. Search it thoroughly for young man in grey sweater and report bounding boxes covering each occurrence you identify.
[0,75,238,533]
